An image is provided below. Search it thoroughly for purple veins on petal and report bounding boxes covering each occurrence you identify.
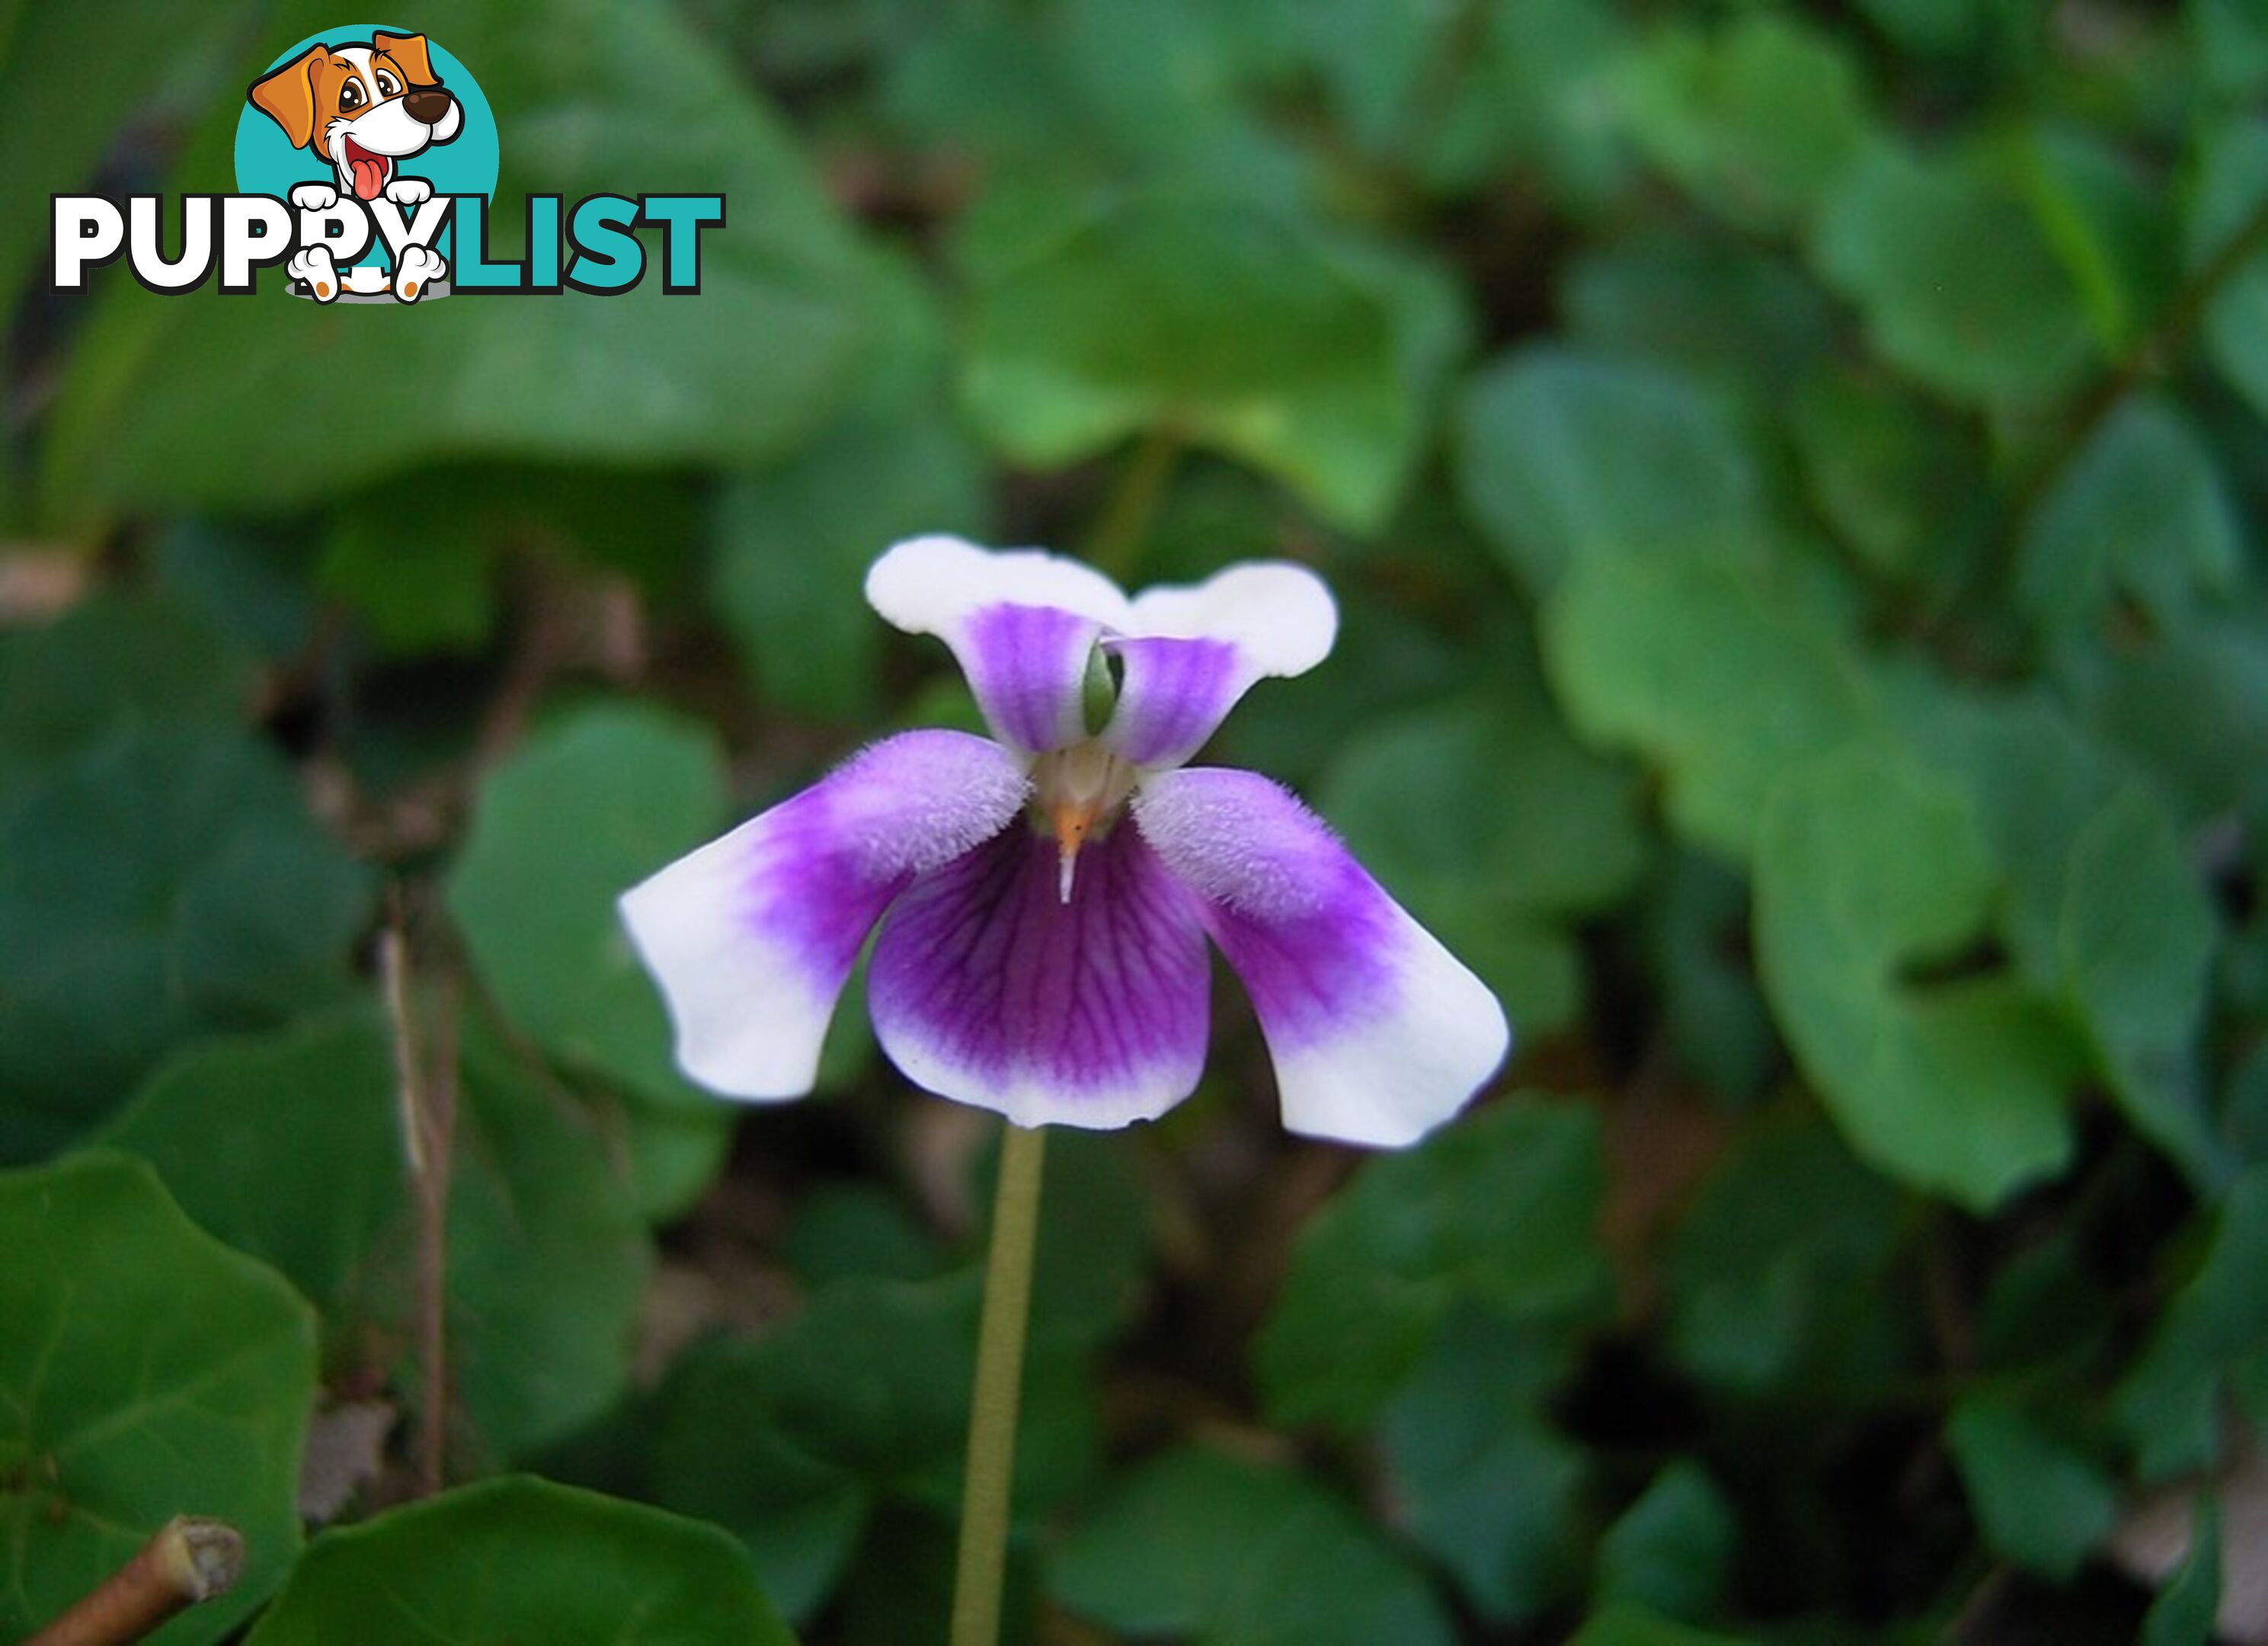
[1099,636,1247,768]
[868,819,1212,1130]
[961,603,1106,756]
[618,730,1029,1102]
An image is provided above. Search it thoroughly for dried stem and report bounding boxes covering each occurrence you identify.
[24,1518,244,1646]
[381,915,460,1497]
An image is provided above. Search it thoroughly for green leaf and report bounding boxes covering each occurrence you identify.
[2017,397,2240,646]
[1644,853,1780,1102]
[2142,1497,2223,1646]
[961,194,1463,531]
[1021,1129,1153,1353]
[1320,690,1647,1035]
[0,725,373,1158]
[1886,687,2227,1186]
[1258,1098,1611,1428]
[1563,237,1838,401]
[1595,1460,1735,1622]
[2056,789,2226,1186]
[2018,126,2177,355]
[652,1343,871,1623]
[2199,0,2268,100]
[1788,369,1984,582]
[784,1184,946,1289]
[1206,1495,1460,1646]
[2191,119,2268,423]
[0,1151,315,1645]
[1812,137,2097,405]
[100,1013,406,1347]
[1051,1446,1318,1638]
[1568,1605,1757,1646]
[245,1475,798,1644]
[2116,1166,2268,1479]
[1754,750,2084,1209]
[1412,0,1635,202]
[1663,1114,1906,1394]
[1614,12,1868,231]
[2061,603,2268,822]
[730,1275,979,1491]
[448,700,728,1110]
[1946,1394,2118,1580]
[101,1007,652,1465]
[1456,347,1760,594]
[1052,1446,1457,1646]
[0,593,258,825]
[444,1030,655,1464]
[1543,556,1882,863]
[318,517,497,659]
[40,0,874,520]
[1380,1311,1587,1622]
[715,413,986,723]
[0,0,256,312]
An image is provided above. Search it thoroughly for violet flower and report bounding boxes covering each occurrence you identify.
[620,536,1508,1147]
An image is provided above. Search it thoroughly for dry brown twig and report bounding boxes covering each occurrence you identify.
[380,909,460,1498]
[24,1517,243,1646]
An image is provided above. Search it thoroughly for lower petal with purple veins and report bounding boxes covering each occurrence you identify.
[1133,767,1510,1147]
[867,821,1212,1129]
[619,730,1030,1101]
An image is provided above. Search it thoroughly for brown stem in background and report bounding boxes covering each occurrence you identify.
[1085,427,1184,582]
[381,911,460,1498]
[24,1518,244,1646]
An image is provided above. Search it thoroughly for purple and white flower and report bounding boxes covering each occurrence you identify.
[619,536,1508,1147]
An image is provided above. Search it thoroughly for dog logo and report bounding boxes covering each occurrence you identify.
[238,26,497,303]
[53,27,721,302]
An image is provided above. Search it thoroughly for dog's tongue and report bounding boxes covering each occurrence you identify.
[350,155,385,200]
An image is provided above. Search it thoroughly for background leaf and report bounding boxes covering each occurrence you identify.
[0,1151,315,1644]
[245,1475,798,1644]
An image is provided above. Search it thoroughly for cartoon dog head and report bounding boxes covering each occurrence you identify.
[248,32,462,201]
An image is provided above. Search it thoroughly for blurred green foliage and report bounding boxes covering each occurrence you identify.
[2,0,2265,1640]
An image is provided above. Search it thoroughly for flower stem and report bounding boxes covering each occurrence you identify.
[949,1121,1048,1646]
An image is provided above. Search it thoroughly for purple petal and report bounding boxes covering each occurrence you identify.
[867,820,1211,1129]
[1099,636,1249,767]
[866,536,1134,757]
[1133,767,1509,1146]
[1101,563,1340,768]
[619,731,1029,1100]
[962,602,1103,755]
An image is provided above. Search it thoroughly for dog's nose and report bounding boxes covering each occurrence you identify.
[404,88,455,126]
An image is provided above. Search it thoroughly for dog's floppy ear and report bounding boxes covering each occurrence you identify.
[248,46,325,149]
[372,31,439,85]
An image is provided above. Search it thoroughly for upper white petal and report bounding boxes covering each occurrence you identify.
[1125,562,1339,679]
[865,534,1134,639]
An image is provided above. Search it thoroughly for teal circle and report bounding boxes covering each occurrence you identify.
[234,24,498,271]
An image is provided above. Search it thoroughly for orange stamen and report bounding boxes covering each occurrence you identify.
[1051,800,1095,903]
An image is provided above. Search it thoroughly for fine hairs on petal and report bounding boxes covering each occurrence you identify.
[1130,771,1339,921]
[824,734,1034,880]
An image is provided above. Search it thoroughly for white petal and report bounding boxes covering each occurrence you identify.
[1133,766,1509,1147]
[1125,562,1338,680]
[865,534,1134,638]
[865,535,1136,755]
[619,731,1028,1101]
